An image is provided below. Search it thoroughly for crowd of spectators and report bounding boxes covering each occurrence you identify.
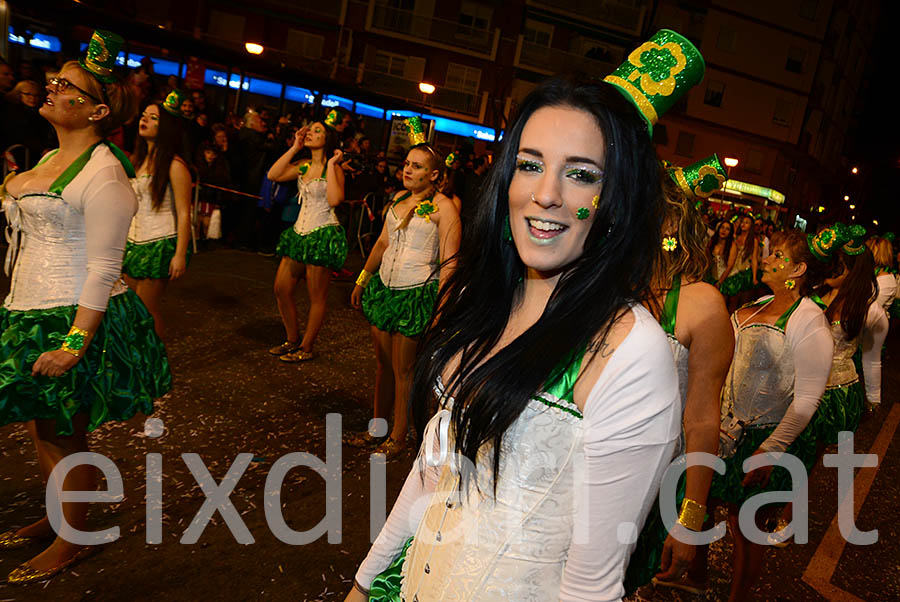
[1,53,493,256]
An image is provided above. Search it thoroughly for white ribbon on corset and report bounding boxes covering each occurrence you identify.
[2,198,21,277]
[422,408,456,473]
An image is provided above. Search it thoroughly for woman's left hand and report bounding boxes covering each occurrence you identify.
[328,149,344,165]
[654,533,696,582]
[32,349,81,377]
[741,448,773,488]
[169,254,187,280]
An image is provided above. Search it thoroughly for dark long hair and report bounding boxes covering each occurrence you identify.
[823,249,877,340]
[708,219,733,262]
[132,103,189,209]
[410,76,663,490]
[735,215,757,262]
[295,122,339,168]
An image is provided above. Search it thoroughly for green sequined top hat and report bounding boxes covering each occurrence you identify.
[808,225,849,262]
[162,89,191,119]
[603,29,705,134]
[79,30,123,84]
[404,116,428,146]
[668,154,727,199]
[837,223,867,256]
[324,108,346,130]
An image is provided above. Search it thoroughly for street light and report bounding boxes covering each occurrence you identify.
[873,219,879,226]
[849,204,855,210]
[844,195,850,201]
[724,157,739,168]
[851,167,858,174]
[419,82,436,94]
[245,42,264,55]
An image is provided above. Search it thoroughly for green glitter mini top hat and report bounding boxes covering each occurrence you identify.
[604,29,705,134]
[162,89,191,119]
[445,151,459,168]
[404,116,428,146]
[669,154,727,199]
[808,225,849,262]
[79,30,124,84]
[837,223,867,256]
[324,108,346,130]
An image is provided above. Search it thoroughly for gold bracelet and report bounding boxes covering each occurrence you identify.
[352,579,370,596]
[355,269,373,288]
[60,325,90,358]
[677,498,707,532]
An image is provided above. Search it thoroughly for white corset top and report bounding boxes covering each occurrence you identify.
[827,321,859,388]
[3,192,127,310]
[379,200,439,289]
[128,175,176,243]
[668,335,690,456]
[293,176,338,235]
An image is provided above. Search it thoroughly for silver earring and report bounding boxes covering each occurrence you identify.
[88,116,95,121]
[531,192,536,202]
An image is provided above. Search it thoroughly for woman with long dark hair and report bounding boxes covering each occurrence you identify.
[0,31,169,582]
[347,30,705,600]
[708,219,733,284]
[349,121,461,458]
[122,90,193,339]
[719,214,758,311]
[266,120,346,362]
[626,162,733,593]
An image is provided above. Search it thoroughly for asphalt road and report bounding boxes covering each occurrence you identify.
[0,246,897,601]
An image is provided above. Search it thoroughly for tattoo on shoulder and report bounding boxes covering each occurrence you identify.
[586,338,615,358]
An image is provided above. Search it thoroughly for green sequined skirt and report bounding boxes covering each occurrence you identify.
[361,273,438,338]
[276,225,347,270]
[122,236,192,279]
[624,472,687,595]
[0,290,171,435]
[368,536,413,601]
[811,381,864,445]
[708,425,818,507]
[719,268,754,297]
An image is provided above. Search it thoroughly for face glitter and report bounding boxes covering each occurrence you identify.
[576,208,589,220]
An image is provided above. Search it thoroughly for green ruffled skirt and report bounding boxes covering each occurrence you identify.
[368,536,413,601]
[276,225,347,270]
[624,472,687,595]
[719,268,754,297]
[122,236,192,279]
[709,425,818,507]
[0,290,171,435]
[811,382,864,445]
[361,273,438,338]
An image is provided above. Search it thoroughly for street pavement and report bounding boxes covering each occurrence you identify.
[0,246,897,601]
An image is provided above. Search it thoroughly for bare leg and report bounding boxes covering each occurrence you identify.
[273,257,304,344]
[727,506,770,602]
[388,333,419,443]
[23,415,95,571]
[371,326,395,423]
[14,421,54,538]
[299,264,332,353]
[131,278,169,340]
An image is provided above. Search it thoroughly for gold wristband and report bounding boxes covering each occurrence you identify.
[356,269,373,288]
[60,325,90,358]
[677,498,707,532]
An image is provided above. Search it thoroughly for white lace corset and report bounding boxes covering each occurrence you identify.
[402,387,584,601]
[3,192,126,310]
[827,321,859,388]
[721,320,795,428]
[712,253,727,281]
[128,175,176,243]
[379,204,439,289]
[293,176,338,235]
[668,335,690,457]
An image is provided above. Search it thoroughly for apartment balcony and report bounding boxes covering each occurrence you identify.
[526,0,647,35]
[361,0,500,60]
[514,37,617,79]
[361,69,487,120]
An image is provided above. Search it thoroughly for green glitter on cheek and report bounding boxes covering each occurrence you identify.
[576,208,590,220]
[68,99,75,106]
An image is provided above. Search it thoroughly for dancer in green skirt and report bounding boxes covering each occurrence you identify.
[349,117,461,459]
[122,89,194,339]
[719,214,759,312]
[267,118,347,362]
[0,31,170,584]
